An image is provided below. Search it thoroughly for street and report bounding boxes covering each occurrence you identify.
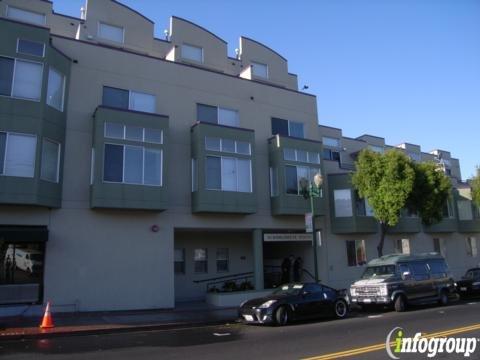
[2,299,480,360]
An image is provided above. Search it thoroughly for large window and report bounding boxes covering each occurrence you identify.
[46,67,66,111]
[205,137,250,155]
[323,148,340,162]
[197,104,240,127]
[104,144,162,186]
[104,122,163,144]
[194,248,208,273]
[283,148,320,164]
[174,249,185,274]
[0,132,36,178]
[40,139,60,182]
[271,118,304,138]
[285,165,321,195]
[334,189,353,217]
[346,240,367,266]
[17,39,45,58]
[355,194,374,216]
[0,57,43,101]
[98,22,124,43]
[6,6,46,25]
[442,199,454,218]
[458,200,473,221]
[322,137,340,148]
[181,44,203,63]
[216,248,229,273]
[205,156,252,193]
[251,61,268,79]
[102,86,156,113]
[466,237,478,257]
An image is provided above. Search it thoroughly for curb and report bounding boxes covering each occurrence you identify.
[0,318,240,341]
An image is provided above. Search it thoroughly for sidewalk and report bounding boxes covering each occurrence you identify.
[0,302,239,340]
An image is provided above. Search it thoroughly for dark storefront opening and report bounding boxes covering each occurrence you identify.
[0,226,48,305]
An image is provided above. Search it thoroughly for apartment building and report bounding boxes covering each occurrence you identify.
[0,0,478,312]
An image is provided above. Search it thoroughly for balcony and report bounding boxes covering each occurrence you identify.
[388,216,422,234]
[328,174,377,234]
[458,200,480,233]
[269,136,326,216]
[90,106,169,210]
[191,122,256,214]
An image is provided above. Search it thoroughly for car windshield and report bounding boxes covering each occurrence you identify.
[362,265,396,279]
[272,284,303,296]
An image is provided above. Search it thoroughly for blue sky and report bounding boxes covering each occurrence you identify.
[53,0,480,179]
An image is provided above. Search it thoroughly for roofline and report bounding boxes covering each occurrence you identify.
[357,134,385,141]
[319,124,342,131]
[0,16,50,31]
[50,34,316,98]
[154,37,171,44]
[241,36,287,62]
[49,40,73,61]
[111,0,154,24]
[52,11,82,22]
[172,16,227,44]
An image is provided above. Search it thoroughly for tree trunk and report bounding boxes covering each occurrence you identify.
[377,223,388,257]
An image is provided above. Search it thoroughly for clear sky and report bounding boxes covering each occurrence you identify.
[53,0,480,179]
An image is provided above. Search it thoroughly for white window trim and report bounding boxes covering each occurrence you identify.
[6,5,46,25]
[103,142,163,187]
[46,66,66,112]
[205,137,251,156]
[205,155,253,193]
[40,138,61,183]
[97,21,125,44]
[104,122,163,144]
[0,55,44,102]
[284,148,320,164]
[0,131,37,178]
[181,43,204,63]
[16,38,46,58]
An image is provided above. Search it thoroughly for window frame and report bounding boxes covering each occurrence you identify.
[6,5,46,25]
[97,21,125,44]
[205,155,253,193]
[322,136,341,148]
[0,131,37,178]
[181,43,204,63]
[216,248,229,273]
[204,137,251,155]
[346,239,367,267]
[104,122,163,145]
[102,86,156,114]
[174,248,186,275]
[196,103,240,127]
[16,38,46,58]
[46,66,66,112]
[0,56,44,102]
[40,138,61,183]
[334,189,353,217]
[284,164,321,196]
[251,61,269,79]
[271,117,305,139]
[395,238,411,255]
[466,237,478,257]
[194,248,208,274]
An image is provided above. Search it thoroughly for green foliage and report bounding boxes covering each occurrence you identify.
[352,149,415,228]
[407,162,452,226]
[472,166,480,208]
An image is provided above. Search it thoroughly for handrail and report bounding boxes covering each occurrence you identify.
[193,271,253,284]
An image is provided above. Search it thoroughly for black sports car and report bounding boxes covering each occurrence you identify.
[456,268,480,297]
[238,282,349,326]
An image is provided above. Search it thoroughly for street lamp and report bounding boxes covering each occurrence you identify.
[299,173,323,283]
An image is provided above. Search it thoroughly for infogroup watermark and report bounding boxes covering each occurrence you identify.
[386,327,479,359]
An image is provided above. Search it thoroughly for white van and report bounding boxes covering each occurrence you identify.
[4,247,43,274]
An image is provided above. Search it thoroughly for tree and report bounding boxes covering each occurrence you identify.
[406,162,452,226]
[472,166,480,209]
[352,149,415,257]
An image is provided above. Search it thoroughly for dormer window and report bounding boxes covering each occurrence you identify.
[251,61,268,79]
[98,22,124,44]
[6,6,46,26]
[181,44,203,63]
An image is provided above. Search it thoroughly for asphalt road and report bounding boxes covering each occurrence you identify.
[2,299,480,360]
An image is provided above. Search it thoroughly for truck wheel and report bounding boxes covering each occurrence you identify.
[438,290,449,306]
[394,295,407,312]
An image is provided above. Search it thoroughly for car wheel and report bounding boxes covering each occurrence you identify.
[334,299,348,319]
[274,306,289,326]
[438,290,449,306]
[394,295,407,312]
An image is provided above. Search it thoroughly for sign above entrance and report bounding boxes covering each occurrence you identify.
[263,233,312,242]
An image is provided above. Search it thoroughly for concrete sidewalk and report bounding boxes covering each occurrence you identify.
[0,303,239,340]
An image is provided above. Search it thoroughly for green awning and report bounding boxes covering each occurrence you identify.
[0,226,48,243]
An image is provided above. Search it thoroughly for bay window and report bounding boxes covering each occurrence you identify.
[334,189,353,217]
[205,156,252,193]
[46,67,66,111]
[0,57,43,101]
[40,139,60,182]
[285,165,321,195]
[0,132,37,178]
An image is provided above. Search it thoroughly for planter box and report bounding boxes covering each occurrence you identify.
[206,290,272,307]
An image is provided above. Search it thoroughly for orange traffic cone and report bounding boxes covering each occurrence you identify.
[40,301,54,329]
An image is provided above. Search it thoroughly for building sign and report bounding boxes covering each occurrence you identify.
[263,233,312,242]
[305,212,313,233]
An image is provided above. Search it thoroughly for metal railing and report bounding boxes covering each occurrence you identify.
[194,272,254,292]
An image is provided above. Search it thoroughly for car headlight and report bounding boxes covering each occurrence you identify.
[379,285,388,296]
[258,300,277,309]
[350,288,357,296]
